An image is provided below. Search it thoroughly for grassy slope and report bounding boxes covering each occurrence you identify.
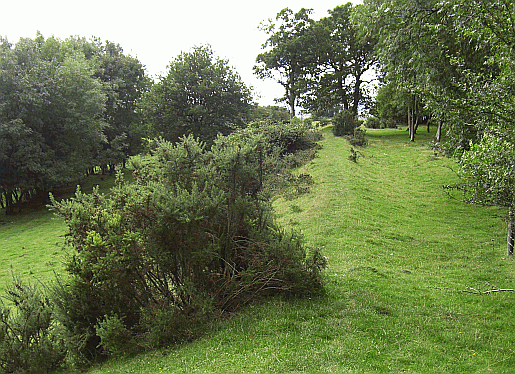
[3,130,514,373]
[86,127,515,373]
[0,171,131,293]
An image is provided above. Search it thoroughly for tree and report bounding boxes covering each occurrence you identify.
[305,3,377,117]
[140,45,252,145]
[249,105,290,123]
[254,8,316,118]
[93,40,149,171]
[0,36,106,214]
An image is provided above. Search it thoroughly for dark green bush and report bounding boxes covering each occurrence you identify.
[364,116,381,129]
[49,129,325,363]
[0,278,65,374]
[347,127,368,147]
[332,110,359,136]
[251,120,322,156]
[95,314,136,357]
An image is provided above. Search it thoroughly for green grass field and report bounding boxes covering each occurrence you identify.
[0,170,131,293]
[2,128,515,373]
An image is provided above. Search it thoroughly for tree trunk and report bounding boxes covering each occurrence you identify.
[351,75,362,117]
[507,206,514,256]
[289,99,295,119]
[435,120,443,142]
[408,105,415,142]
[338,73,349,112]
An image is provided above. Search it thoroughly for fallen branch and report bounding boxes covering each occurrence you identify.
[433,282,515,295]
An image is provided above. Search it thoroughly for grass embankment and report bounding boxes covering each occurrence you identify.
[86,127,515,373]
[3,128,515,373]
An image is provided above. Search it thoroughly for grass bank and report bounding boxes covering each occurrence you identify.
[86,127,515,373]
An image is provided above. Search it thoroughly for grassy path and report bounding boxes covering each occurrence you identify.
[88,128,515,373]
[6,128,513,373]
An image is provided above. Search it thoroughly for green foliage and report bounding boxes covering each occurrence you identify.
[304,3,377,116]
[372,82,406,128]
[249,105,290,124]
[0,34,147,215]
[332,110,358,136]
[95,315,136,357]
[139,45,252,145]
[49,127,325,364]
[348,127,368,147]
[448,132,515,208]
[0,278,65,373]
[254,8,316,118]
[364,115,381,129]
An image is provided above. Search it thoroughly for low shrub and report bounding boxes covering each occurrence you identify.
[332,110,359,136]
[347,127,368,147]
[364,116,381,129]
[0,278,65,374]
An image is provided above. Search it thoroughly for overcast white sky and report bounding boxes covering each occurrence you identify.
[3,0,362,107]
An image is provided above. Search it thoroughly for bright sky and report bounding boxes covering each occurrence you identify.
[3,0,362,107]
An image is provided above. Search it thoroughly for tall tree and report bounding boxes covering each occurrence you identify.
[140,45,252,144]
[0,35,107,214]
[94,40,149,171]
[254,8,316,118]
[306,3,377,117]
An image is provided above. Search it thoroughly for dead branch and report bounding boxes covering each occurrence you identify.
[433,282,515,295]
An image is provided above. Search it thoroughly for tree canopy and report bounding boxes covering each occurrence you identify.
[0,35,147,214]
[139,45,252,145]
[254,8,316,118]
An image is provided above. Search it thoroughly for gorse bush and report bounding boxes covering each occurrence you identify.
[49,126,325,365]
[348,127,368,147]
[332,110,359,136]
[0,278,65,374]
[247,120,322,156]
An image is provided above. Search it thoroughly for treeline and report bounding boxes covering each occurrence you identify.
[0,35,148,214]
[353,0,515,254]
[0,35,290,215]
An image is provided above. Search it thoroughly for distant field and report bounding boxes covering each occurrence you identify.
[85,127,515,373]
[0,169,132,293]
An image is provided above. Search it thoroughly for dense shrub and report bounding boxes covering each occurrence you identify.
[364,116,381,129]
[332,110,359,136]
[347,127,368,147]
[49,129,326,364]
[0,278,65,373]
[247,120,322,156]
